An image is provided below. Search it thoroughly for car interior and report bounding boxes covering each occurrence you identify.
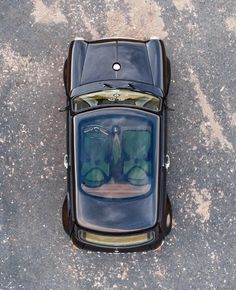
[73,89,161,112]
[80,123,153,198]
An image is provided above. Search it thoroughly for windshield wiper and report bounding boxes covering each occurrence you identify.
[128,83,135,89]
[103,83,113,88]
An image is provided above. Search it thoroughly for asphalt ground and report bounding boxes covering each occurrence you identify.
[0,1,235,289]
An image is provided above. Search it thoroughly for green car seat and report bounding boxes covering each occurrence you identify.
[123,130,151,186]
[81,126,112,187]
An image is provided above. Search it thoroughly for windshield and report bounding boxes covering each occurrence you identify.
[73,89,161,112]
[74,108,159,199]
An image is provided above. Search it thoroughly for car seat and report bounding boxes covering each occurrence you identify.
[123,130,151,186]
[81,126,112,187]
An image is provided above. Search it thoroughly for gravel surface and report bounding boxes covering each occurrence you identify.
[1,1,235,289]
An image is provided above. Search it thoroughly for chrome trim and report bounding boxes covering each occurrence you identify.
[100,36,148,41]
[113,63,121,71]
[165,154,170,170]
[155,239,164,251]
[150,36,160,40]
[64,154,68,169]
[74,37,84,41]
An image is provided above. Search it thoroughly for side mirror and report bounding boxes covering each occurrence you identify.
[58,105,69,112]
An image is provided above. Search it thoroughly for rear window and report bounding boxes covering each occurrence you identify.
[74,108,159,199]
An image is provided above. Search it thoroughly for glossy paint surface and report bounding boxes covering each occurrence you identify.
[67,39,169,96]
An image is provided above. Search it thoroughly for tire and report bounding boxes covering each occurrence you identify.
[62,196,71,235]
[63,59,68,96]
[166,57,171,95]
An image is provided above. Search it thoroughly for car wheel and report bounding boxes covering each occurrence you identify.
[165,57,171,96]
[63,59,68,95]
[62,196,72,235]
[167,57,171,86]
[165,195,172,235]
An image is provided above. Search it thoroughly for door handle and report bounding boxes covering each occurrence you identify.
[64,154,68,169]
[165,154,170,170]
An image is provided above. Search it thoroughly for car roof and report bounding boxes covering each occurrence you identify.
[73,107,160,232]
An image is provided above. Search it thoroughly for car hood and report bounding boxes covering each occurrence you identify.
[71,39,164,89]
